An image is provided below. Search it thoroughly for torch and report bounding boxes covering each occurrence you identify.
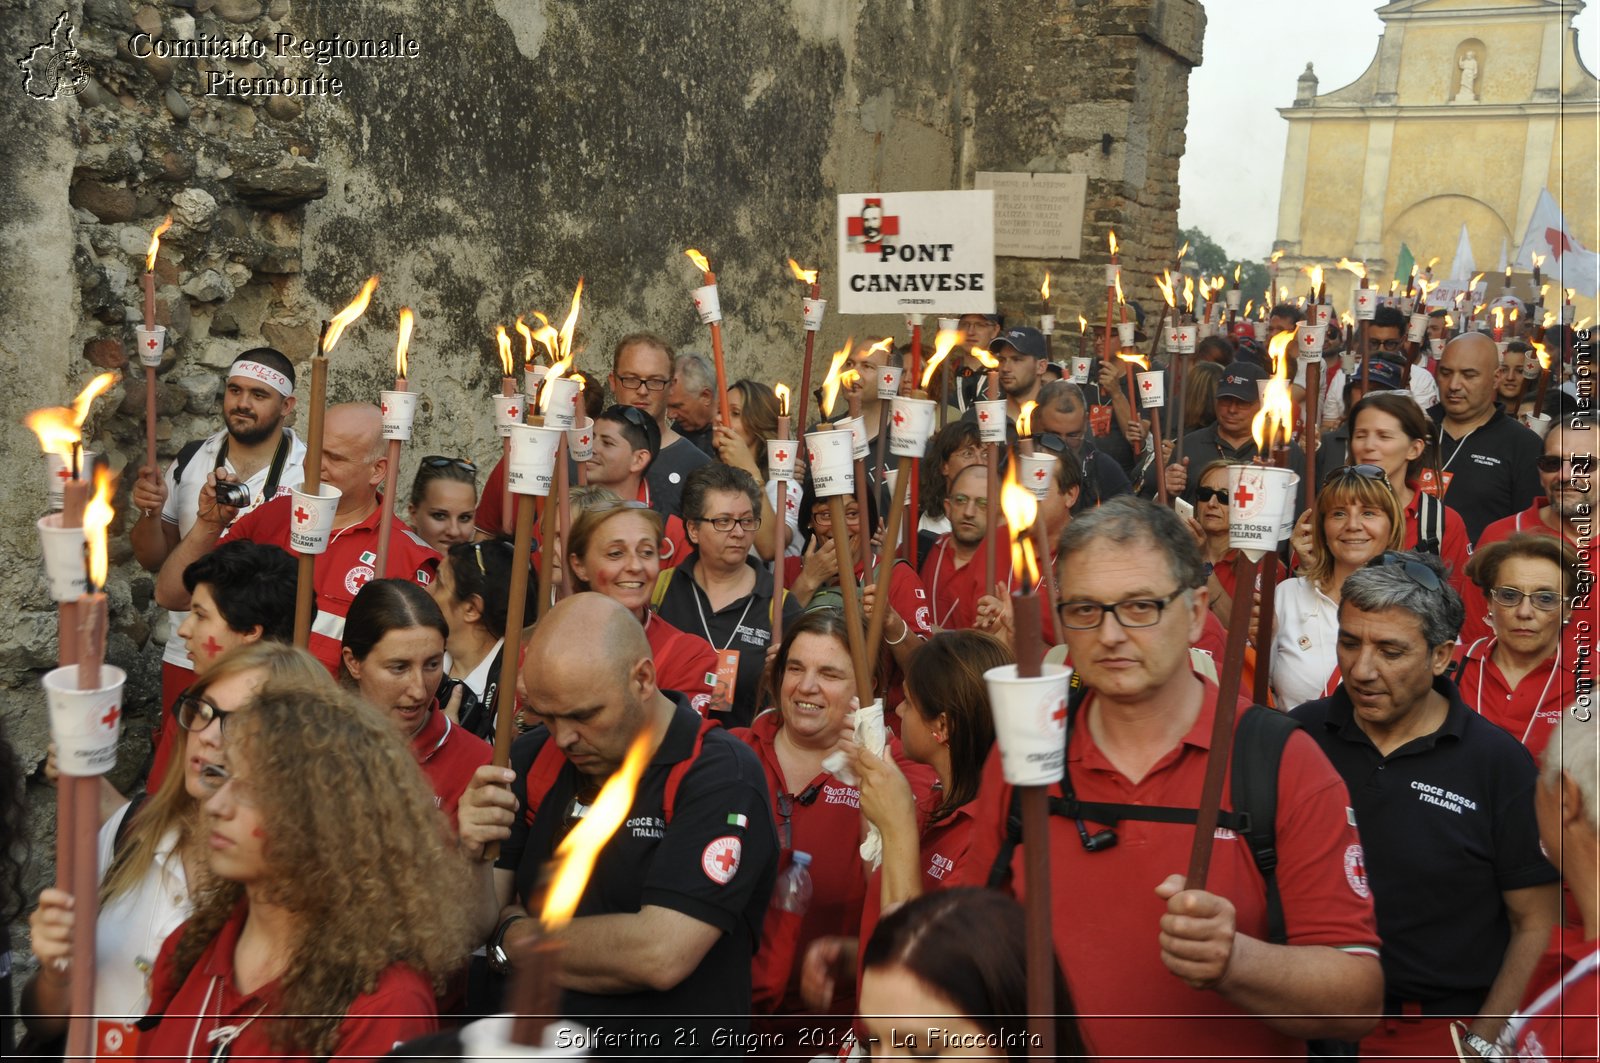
[807,423,874,709]
[495,326,523,536]
[295,276,379,648]
[686,249,733,428]
[1344,259,1374,392]
[770,385,795,647]
[1013,402,1060,618]
[1530,342,1553,427]
[1039,271,1054,362]
[971,347,1004,591]
[1147,270,1175,363]
[1127,353,1169,505]
[789,258,824,432]
[532,282,585,609]
[1301,265,1326,488]
[138,217,173,473]
[1104,231,1119,360]
[374,308,415,578]
[1249,332,1298,707]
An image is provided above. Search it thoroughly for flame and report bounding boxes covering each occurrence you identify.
[1445,313,1454,329]
[321,275,379,354]
[1077,314,1088,334]
[1541,284,1551,299]
[866,336,895,358]
[1183,276,1196,313]
[1177,240,1190,262]
[1040,271,1051,302]
[1534,342,1550,372]
[536,281,585,413]
[1492,307,1504,329]
[1567,288,1577,303]
[1577,317,1592,331]
[1543,311,1557,327]
[1000,468,1040,585]
[1252,333,1297,451]
[1341,311,1354,327]
[1017,400,1038,437]
[1244,299,1255,318]
[1266,329,1295,380]
[1114,272,1126,306]
[24,373,119,464]
[394,308,414,379]
[1279,284,1290,302]
[528,312,561,363]
[1427,256,1440,269]
[1233,263,1242,285]
[972,347,999,370]
[1470,272,1484,290]
[1509,308,1519,323]
[540,729,654,929]
[84,464,114,589]
[684,248,711,274]
[1270,250,1285,264]
[1213,274,1226,293]
[820,339,854,413]
[1117,351,1150,371]
[921,329,960,390]
[1108,231,1118,257]
[1418,278,1439,298]
[1532,253,1546,269]
[1454,291,1467,307]
[787,258,818,285]
[144,216,173,273]
[775,383,791,417]
[1307,264,1324,294]
[1154,270,1176,308]
[557,278,585,362]
[1337,257,1367,279]
[1198,276,1213,303]
[495,326,515,377]
[515,317,537,365]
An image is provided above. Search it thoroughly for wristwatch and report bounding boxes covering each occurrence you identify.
[1451,1020,1500,1060]
[486,913,529,975]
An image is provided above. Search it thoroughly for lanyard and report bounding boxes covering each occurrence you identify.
[184,975,267,1062]
[927,538,962,629]
[1438,421,1483,473]
[690,572,756,652]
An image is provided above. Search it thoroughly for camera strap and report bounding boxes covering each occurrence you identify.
[214,430,292,508]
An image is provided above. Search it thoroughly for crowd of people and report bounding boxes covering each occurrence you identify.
[3,305,1594,1061]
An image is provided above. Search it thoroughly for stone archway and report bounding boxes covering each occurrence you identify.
[1385,194,1510,274]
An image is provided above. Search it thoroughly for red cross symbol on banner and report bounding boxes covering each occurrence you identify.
[146,337,159,350]
[101,704,121,728]
[775,448,789,462]
[714,848,738,872]
[202,636,224,657]
[893,410,905,425]
[294,506,310,524]
[1234,485,1255,508]
[845,199,900,253]
[1032,467,1048,481]
[1545,227,1573,260]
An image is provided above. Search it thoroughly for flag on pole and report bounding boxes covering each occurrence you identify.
[1448,224,1475,282]
[1496,237,1508,274]
[1394,243,1415,284]
[1514,188,1598,297]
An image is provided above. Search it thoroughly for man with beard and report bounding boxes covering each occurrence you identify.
[1431,333,1543,541]
[1164,361,1309,512]
[131,348,306,709]
[919,463,1011,632]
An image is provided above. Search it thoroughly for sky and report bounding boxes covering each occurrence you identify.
[1179,0,1599,262]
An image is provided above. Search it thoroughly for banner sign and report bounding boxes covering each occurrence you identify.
[836,190,996,315]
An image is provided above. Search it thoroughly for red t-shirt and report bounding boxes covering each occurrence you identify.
[857,803,974,955]
[476,458,692,566]
[139,899,437,1062]
[1452,636,1581,757]
[1462,499,1594,647]
[1507,925,1600,1063]
[644,612,718,713]
[955,677,1381,1063]
[411,705,493,823]
[221,495,439,672]
[918,528,1014,632]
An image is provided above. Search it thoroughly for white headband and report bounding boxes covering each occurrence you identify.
[230,360,293,397]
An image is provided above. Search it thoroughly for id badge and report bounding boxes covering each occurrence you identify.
[706,650,740,717]
[1088,404,1114,437]
[1415,467,1453,498]
[97,1020,142,1058]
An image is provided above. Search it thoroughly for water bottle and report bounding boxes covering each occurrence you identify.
[772,851,813,914]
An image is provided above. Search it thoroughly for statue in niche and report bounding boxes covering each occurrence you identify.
[1458,50,1479,100]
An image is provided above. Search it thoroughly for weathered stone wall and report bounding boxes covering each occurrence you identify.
[0,0,1201,962]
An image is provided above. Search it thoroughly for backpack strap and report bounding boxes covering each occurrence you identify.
[651,568,675,610]
[112,791,149,856]
[661,717,720,825]
[1229,706,1301,946]
[1415,492,1442,555]
[521,734,569,825]
[168,438,209,490]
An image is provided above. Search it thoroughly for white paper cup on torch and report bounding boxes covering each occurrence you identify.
[1341,352,1358,376]
[876,365,904,400]
[1164,325,1184,353]
[975,400,1007,444]
[37,514,88,601]
[507,424,563,497]
[1314,305,1334,327]
[838,414,870,460]
[541,376,582,430]
[983,663,1070,786]
[134,325,167,368]
[1431,338,1446,358]
[1407,313,1429,343]
[1522,413,1553,439]
[802,298,826,332]
[493,394,526,439]
[524,364,548,400]
[1522,359,1541,382]
[1040,313,1055,335]
[288,484,342,554]
[1116,321,1136,348]
[1135,370,1165,409]
[766,438,797,479]
[1296,324,1327,362]
[808,429,855,498]
[1227,465,1295,561]
[1277,473,1302,541]
[1070,357,1092,384]
[1253,320,1269,342]
[44,451,96,512]
[1105,264,1120,286]
[904,313,925,330]
[1019,451,1057,499]
[938,317,959,333]
[380,390,419,441]
[888,396,936,458]
[1354,289,1377,320]
[692,284,723,325]
[44,664,127,777]
[566,418,595,462]
[1197,322,1216,341]
[1225,289,1242,312]
[1179,328,1197,355]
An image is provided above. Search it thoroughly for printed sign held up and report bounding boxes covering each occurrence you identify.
[836,191,996,315]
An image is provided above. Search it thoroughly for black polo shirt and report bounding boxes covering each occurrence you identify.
[1429,406,1543,541]
[498,694,778,1054]
[1290,678,1557,1007]
[1174,423,1310,511]
[653,554,801,728]
[646,436,712,520]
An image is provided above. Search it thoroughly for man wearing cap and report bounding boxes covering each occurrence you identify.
[610,331,709,521]
[992,326,1048,423]
[1034,379,1131,510]
[1320,307,1440,426]
[1164,361,1308,511]
[1431,333,1544,541]
[154,403,438,674]
[130,347,307,712]
[1315,355,1409,491]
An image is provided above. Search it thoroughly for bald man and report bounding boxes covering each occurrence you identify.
[458,593,777,1049]
[1430,334,1544,540]
[156,403,439,671]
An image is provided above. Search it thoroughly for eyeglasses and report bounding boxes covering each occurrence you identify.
[1035,433,1072,457]
[615,374,670,392]
[1372,339,1406,352]
[420,455,477,474]
[1535,454,1574,474]
[1489,586,1565,611]
[1057,589,1186,630]
[1367,551,1442,591]
[1330,463,1393,488]
[949,494,989,510]
[694,515,761,532]
[176,693,232,733]
[1195,486,1229,504]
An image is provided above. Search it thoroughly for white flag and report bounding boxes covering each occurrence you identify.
[1448,224,1475,282]
[1514,188,1598,297]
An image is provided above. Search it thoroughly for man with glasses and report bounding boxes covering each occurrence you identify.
[1291,551,1559,1059]
[919,463,1011,632]
[156,403,439,673]
[962,497,1383,1059]
[1035,379,1131,510]
[950,313,1003,408]
[1319,306,1441,425]
[1431,332,1544,541]
[610,331,708,520]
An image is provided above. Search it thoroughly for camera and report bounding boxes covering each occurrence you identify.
[214,481,252,509]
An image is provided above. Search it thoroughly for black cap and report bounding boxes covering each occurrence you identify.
[1217,361,1267,401]
[990,326,1048,360]
[1360,354,1406,392]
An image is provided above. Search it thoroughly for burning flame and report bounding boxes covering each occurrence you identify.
[1509,308,1519,323]
[144,216,173,273]
[394,308,414,379]
[1445,313,1455,329]
[1040,271,1051,302]
[1244,299,1255,318]
[1566,288,1577,303]
[495,326,514,377]
[1177,240,1190,262]
[1540,284,1551,299]
[1183,276,1196,313]
[1427,256,1440,270]
[537,280,586,412]
[1306,264,1324,295]
[1154,270,1176,309]
[787,258,818,285]
[1017,400,1038,437]
[1253,332,1296,451]
[557,278,584,361]
[865,336,895,358]
[1117,351,1150,371]
[1212,274,1226,293]
[1543,311,1557,328]
[1077,314,1088,335]
[1534,342,1550,372]
[84,464,113,590]
[1341,311,1354,327]
[1470,272,1484,290]
[684,248,711,274]
[528,312,561,363]
[321,275,380,354]
[1492,307,1504,329]
[1108,231,1118,258]
[1233,263,1242,285]
[1577,317,1592,331]
[540,730,653,929]
[1270,250,1285,264]
[1418,278,1439,298]
[972,347,999,370]
[24,373,119,465]
[1532,253,1546,269]
[1000,468,1040,586]
[1338,257,1367,280]
[775,383,791,417]
[1198,276,1213,303]
[1114,272,1126,307]
[515,317,537,365]
[820,339,854,413]
[921,330,960,391]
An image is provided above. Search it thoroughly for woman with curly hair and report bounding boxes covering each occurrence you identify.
[135,682,476,1061]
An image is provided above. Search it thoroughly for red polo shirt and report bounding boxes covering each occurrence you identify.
[1452,636,1580,757]
[644,612,718,713]
[221,495,439,673]
[919,528,1014,632]
[475,458,692,566]
[1507,925,1599,1063]
[857,802,974,955]
[956,676,1381,1063]
[139,898,437,1061]
[1463,499,1593,647]
[411,705,493,823]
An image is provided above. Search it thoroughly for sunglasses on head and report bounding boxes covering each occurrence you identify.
[421,455,477,474]
[1367,551,1442,591]
[1330,463,1393,488]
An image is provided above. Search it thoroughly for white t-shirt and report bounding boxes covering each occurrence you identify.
[159,429,305,668]
[460,637,506,702]
[1317,363,1438,423]
[93,802,190,1019]
[1271,576,1340,712]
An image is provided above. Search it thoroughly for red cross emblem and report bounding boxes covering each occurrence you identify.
[775,448,789,462]
[1051,700,1067,725]
[507,404,520,418]
[1234,485,1255,508]
[380,401,389,414]
[1358,294,1370,306]
[101,703,120,728]
[1177,331,1188,342]
[579,434,591,446]
[294,505,310,524]
[350,569,370,590]
[978,409,990,422]
[1545,227,1573,260]
[146,337,159,350]
[845,198,899,253]
[1141,378,1155,391]
[715,849,737,871]
[1032,467,1048,481]
[202,636,224,657]
[701,836,742,884]
[893,410,905,426]
[55,465,71,482]
[1301,333,1315,346]
[882,371,895,385]
[808,450,818,464]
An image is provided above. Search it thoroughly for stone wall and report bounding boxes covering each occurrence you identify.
[0,0,1201,958]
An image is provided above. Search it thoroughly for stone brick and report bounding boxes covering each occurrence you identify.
[69,180,137,222]
[84,337,128,369]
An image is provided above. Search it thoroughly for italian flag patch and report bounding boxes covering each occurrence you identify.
[726,813,748,829]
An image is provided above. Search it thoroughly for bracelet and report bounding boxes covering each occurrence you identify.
[885,617,908,645]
